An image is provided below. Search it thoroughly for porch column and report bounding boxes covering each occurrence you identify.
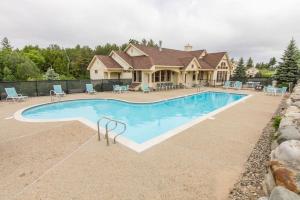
[108,72,111,79]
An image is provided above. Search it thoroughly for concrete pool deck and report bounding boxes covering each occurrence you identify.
[0,88,282,200]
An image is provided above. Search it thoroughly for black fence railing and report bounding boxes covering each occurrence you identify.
[0,79,132,100]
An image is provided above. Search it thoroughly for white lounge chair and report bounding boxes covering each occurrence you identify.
[5,87,28,101]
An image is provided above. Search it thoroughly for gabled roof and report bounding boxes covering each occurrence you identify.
[87,44,229,71]
[95,55,122,69]
[202,52,227,68]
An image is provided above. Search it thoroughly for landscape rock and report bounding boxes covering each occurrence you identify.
[277,126,300,144]
[258,197,269,200]
[271,140,300,166]
[285,106,300,118]
[279,117,296,128]
[291,94,300,102]
[263,168,276,194]
[292,101,300,109]
[269,186,300,200]
[269,160,300,193]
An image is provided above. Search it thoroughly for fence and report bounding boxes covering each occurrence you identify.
[0,79,132,100]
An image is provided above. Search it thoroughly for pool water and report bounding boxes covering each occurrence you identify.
[22,91,246,144]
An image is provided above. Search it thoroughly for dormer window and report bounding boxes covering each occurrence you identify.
[95,70,98,74]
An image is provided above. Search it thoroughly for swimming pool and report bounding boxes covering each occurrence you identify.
[17,91,248,152]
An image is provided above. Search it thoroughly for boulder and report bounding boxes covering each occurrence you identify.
[271,140,300,166]
[258,197,269,200]
[280,117,296,128]
[291,94,300,102]
[263,168,277,195]
[269,186,300,200]
[285,106,300,118]
[292,101,300,109]
[277,126,300,144]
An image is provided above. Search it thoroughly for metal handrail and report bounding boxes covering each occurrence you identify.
[113,121,126,144]
[97,116,127,146]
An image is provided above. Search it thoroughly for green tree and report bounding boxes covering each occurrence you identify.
[1,37,12,51]
[268,57,277,68]
[43,68,60,80]
[275,39,300,84]
[3,66,15,80]
[22,47,45,70]
[232,58,246,81]
[246,57,254,69]
[16,59,40,80]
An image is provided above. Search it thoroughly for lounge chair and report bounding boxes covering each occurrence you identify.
[52,85,65,96]
[120,85,129,93]
[141,83,150,93]
[113,85,121,93]
[233,81,242,90]
[223,81,231,89]
[278,87,287,96]
[264,85,276,95]
[5,87,28,101]
[86,84,96,94]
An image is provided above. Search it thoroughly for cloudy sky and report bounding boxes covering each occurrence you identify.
[1,0,300,62]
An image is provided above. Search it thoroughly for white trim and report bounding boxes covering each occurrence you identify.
[14,91,252,153]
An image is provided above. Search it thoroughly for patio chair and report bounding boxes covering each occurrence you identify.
[113,85,121,93]
[264,85,276,95]
[120,85,129,93]
[86,84,96,94]
[233,81,242,90]
[52,85,65,97]
[141,83,150,93]
[223,81,230,89]
[275,87,287,96]
[5,87,28,101]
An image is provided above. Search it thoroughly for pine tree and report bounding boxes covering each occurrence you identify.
[275,39,300,84]
[268,57,277,68]
[246,57,254,69]
[1,37,12,51]
[232,58,246,81]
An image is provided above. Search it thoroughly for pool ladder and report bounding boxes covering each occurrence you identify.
[97,116,127,146]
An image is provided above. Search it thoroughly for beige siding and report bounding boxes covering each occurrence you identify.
[185,59,199,71]
[89,59,107,80]
[126,46,145,56]
[121,72,132,79]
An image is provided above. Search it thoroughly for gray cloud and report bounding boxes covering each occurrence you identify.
[1,0,300,62]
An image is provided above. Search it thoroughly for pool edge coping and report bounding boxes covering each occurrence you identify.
[14,90,252,153]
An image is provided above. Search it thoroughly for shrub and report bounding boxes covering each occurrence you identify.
[273,115,282,131]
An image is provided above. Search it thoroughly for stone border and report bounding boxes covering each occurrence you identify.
[228,96,287,199]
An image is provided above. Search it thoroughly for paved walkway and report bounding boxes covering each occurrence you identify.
[0,88,282,200]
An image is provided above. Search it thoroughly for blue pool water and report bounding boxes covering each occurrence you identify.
[22,91,246,144]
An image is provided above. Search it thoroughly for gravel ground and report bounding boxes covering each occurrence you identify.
[228,97,287,200]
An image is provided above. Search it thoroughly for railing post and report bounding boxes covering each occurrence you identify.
[66,80,69,94]
[35,80,39,96]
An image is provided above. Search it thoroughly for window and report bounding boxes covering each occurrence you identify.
[166,71,171,81]
[95,70,98,74]
[133,71,142,82]
[155,71,160,82]
[216,71,228,82]
[191,64,194,68]
[192,71,196,81]
[220,62,228,69]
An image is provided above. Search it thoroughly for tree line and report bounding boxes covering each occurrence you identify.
[232,39,300,84]
[0,38,159,81]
